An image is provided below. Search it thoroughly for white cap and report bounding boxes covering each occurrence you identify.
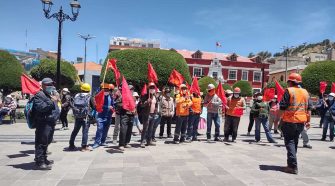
[225,89,233,94]
[329,93,335,97]
[6,95,12,98]
[62,88,69,92]
[274,95,278,98]
[133,92,139,97]
[207,84,215,90]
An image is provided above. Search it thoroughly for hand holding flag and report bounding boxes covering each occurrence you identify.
[148,62,158,83]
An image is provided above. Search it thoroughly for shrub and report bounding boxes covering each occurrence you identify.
[233,80,253,97]
[198,76,217,96]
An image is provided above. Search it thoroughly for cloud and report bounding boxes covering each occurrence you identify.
[130,28,198,50]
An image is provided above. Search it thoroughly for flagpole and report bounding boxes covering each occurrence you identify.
[102,58,109,84]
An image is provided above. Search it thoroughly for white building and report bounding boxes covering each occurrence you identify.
[109,37,160,50]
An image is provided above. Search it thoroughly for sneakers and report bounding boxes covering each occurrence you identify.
[100,143,108,146]
[185,139,192,143]
[68,145,77,151]
[35,163,52,170]
[223,138,229,142]
[321,138,326,141]
[214,137,222,142]
[147,141,156,146]
[45,159,54,165]
[112,140,117,144]
[173,140,180,144]
[92,144,99,149]
[152,138,157,142]
[282,166,298,175]
[159,136,163,139]
[125,144,132,148]
[118,146,125,151]
[167,135,173,138]
[59,127,65,131]
[303,144,312,149]
[140,142,146,148]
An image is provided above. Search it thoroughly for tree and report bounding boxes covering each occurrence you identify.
[198,76,217,96]
[232,80,252,97]
[266,81,287,89]
[30,59,77,89]
[101,49,191,88]
[273,52,282,57]
[222,84,232,91]
[301,60,335,95]
[248,53,255,58]
[257,51,272,60]
[0,50,25,98]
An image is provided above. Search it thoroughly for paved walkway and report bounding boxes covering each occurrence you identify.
[0,114,334,186]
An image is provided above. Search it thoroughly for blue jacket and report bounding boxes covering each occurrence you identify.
[33,91,60,126]
[97,95,114,118]
[317,99,335,118]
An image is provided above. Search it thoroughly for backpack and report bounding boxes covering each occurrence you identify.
[24,98,35,129]
[72,93,90,119]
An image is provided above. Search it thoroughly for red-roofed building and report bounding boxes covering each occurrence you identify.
[175,49,269,93]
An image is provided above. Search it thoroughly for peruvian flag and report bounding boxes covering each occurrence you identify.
[190,77,200,95]
[21,74,40,95]
[320,81,327,94]
[331,82,335,93]
[94,90,105,113]
[216,81,227,106]
[216,42,222,47]
[168,69,185,87]
[263,88,275,101]
[275,80,285,102]
[122,77,136,111]
[107,58,121,86]
[147,62,158,83]
[141,83,148,96]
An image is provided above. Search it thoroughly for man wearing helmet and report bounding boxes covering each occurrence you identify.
[279,73,312,174]
[224,87,246,142]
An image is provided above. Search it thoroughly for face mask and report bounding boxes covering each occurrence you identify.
[233,94,239,98]
[166,93,171,97]
[257,96,263,101]
[182,90,187,94]
[45,86,56,95]
[149,89,156,94]
[272,99,277,102]
[329,96,334,101]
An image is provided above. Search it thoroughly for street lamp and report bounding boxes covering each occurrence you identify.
[41,0,81,90]
[78,34,96,83]
[281,46,294,82]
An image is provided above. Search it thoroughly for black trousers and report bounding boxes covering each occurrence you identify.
[119,114,134,147]
[281,122,304,169]
[35,123,54,164]
[224,115,240,140]
[60,109,69,128]
[248,112,254,133]
[174,116,188,141]
[159,116,172,137]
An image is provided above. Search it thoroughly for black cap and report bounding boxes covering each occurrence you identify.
[41,78,54,85]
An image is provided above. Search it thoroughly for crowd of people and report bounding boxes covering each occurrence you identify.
[11,73,335,174]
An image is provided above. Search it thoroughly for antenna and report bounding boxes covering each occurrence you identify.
[96,42,98,63]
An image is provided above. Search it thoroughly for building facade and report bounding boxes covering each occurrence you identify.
[176,50,269,93]
[269,65,307,83]
[73,62,102,93]
[303,52,328,62]
[109,37,160,52]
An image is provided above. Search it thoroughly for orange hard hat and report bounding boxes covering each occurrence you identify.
[101,83,109,89]
[109,84,115,90]
[287,73,302,83]
[234,87,241,93]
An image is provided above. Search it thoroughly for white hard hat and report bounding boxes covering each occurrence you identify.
[62,88,69,92]
[329,93,335,97]
[225,89,233,94]
[207,84,215,90]
[6,95,12,98]
[274,95,278,98]
[133,92,139,97]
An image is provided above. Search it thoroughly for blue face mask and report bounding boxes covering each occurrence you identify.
[45,86,56,95]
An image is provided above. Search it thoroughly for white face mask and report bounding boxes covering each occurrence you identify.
[257,96,263,101]
[329,96,334,101]
[272,99,277,102]
[149,89,156,94]
[233,94,239,98]
[182,90,187,94]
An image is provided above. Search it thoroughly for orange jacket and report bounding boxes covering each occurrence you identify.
[226,97,245,117]
[175,94,193,116]
[282,87,309,123]
[191,97,202,114]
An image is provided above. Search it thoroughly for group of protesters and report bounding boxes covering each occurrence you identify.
[26,72,335,175]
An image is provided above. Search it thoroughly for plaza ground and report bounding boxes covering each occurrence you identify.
[0,113,335,186]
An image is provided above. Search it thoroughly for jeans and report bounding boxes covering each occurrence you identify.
[322,116,334,140]
[301,129,309,146]
[133,115,141,132]
[159,116,172,137]
[60,109,69,128]
[254,117,275,143]
[187,114,200,139]
[113,114,120,141]
[141,114,157,143]
[281,123,304,169]
[174,116,188,141]
[224,115,240,140]
[94,117,111,145]
[206,113,220,139]
[119,114,134,147]
[35,123,54,164]
[69,118,90,147]
[152,114,161,139]
[247,112,254,133]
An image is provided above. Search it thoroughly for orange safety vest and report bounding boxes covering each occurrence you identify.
[176,95,193,116]
[282,87,309,123]
[191,97,202,114]
[226,97,245,117]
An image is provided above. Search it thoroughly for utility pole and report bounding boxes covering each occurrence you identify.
[78,34,96,83]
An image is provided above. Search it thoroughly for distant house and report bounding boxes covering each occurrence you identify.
[73,62,102,93]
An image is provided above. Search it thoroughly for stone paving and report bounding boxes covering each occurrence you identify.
[0,113,335,186]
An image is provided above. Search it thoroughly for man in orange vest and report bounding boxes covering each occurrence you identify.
[279,73,312,174]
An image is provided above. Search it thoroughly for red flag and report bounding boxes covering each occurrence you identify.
[320,81,327,94]
[190,77,200,95]
[331,82,335,93]
[107,58,121,86]
[21,74,40,95]
[216,81,227,106]
[122,77,136,111]
[147,62,158,83]
[263,88,275,101]
[141,84,147,96]
[275,80,285,102]
[168,69,185,87]
[94,90,105,113]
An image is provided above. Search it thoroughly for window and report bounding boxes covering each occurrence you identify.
[142,44,146,47]
[214,61,218,65]
[113,42,116,45]
[253,88,261,94]
[228,70,237,80]
[118,42,122,46]
[280,75,284,81]
[253,71,262,82]
[148,43,154,48]
[193,68,203,77]
[242,70,248,81]
[212,72,218,79]
[124,43,130,46]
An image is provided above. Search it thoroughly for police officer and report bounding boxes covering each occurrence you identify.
[279,73,312,174]
[33,78,60,170]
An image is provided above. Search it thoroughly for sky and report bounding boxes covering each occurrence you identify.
[0,0,335,63]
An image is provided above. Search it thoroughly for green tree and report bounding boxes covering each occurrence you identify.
[198,76,217,96]
[232,80,252,97]
[301,60,335,95]
[266,81,287,89]
[101,49,191,88]
[222,84,232,91]
[0,50,25,99]
[30,59,77,89]
[248,53,255,58]
[257,51,272,60]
